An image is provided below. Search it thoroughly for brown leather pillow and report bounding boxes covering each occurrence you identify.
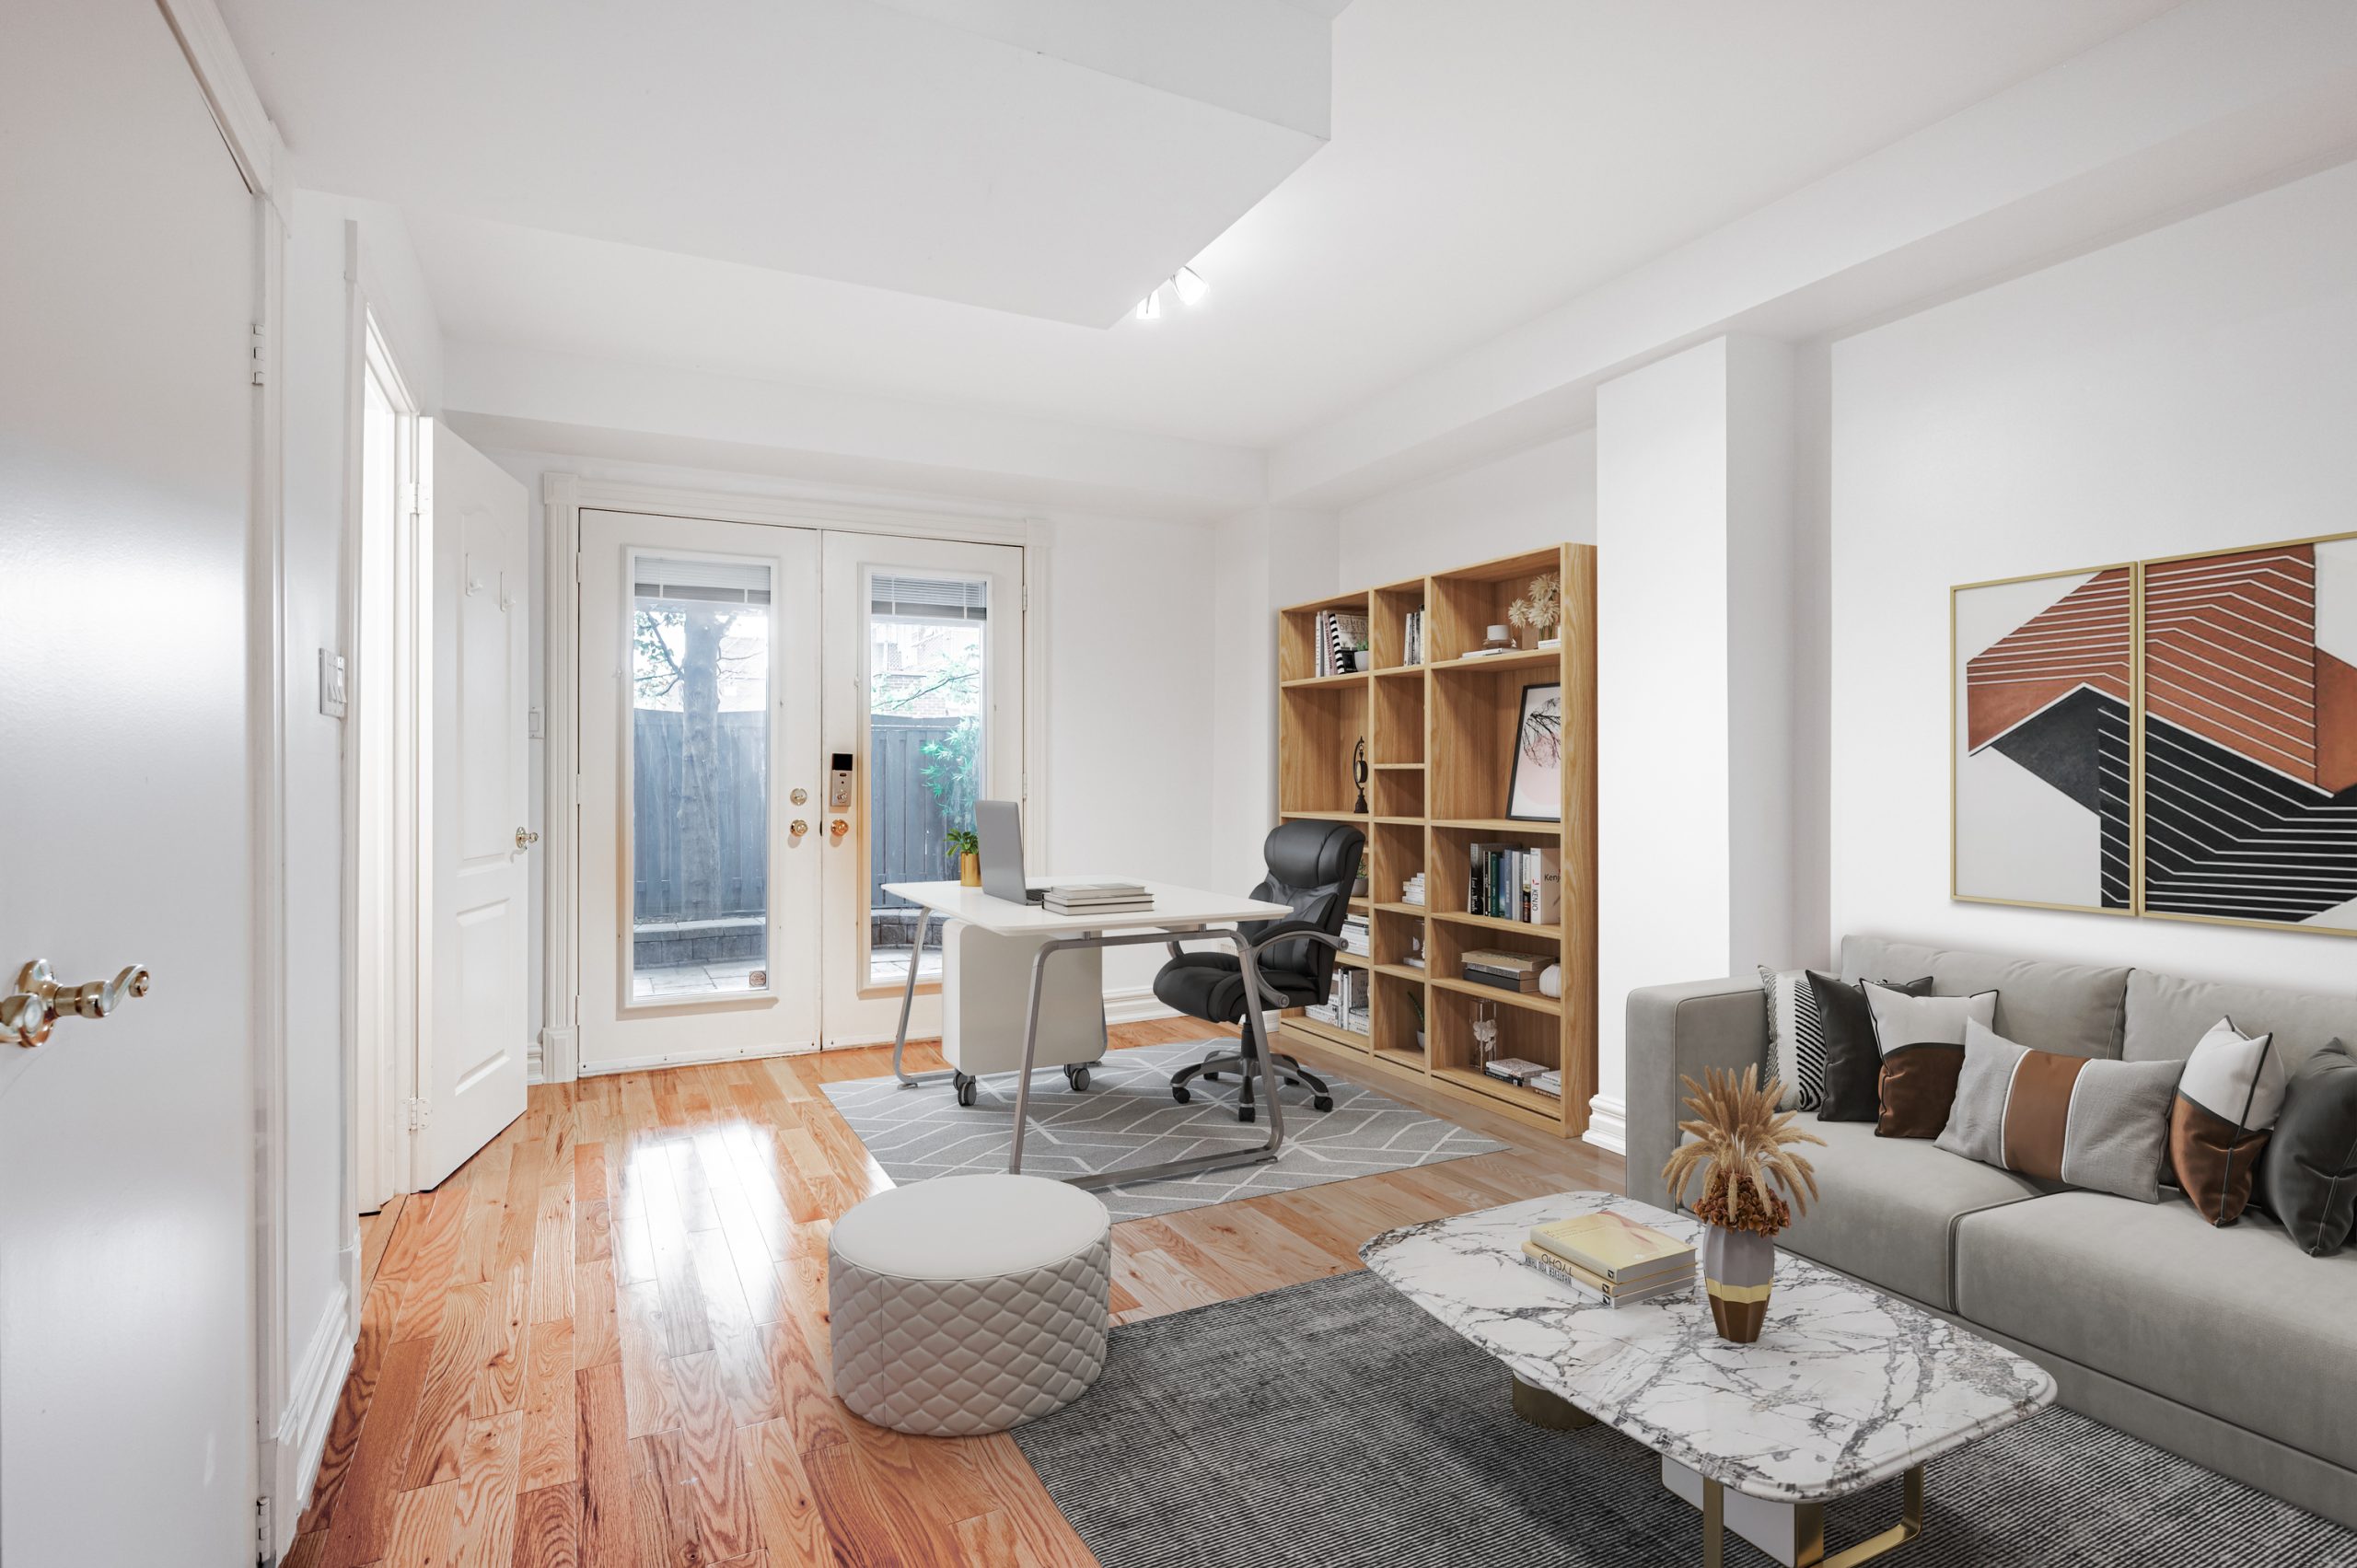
[1877,1045,1966,1139]
[2171,1017,2286,1225]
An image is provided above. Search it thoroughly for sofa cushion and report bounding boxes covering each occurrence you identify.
[1955,1191,2357,1474]
[2125,969,2357,1075]
[1839,936,2128,1060]
[1769,1118,2045,1310]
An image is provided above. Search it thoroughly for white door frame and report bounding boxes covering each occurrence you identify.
[539,476,1051,1084]
[341,273,426,1216]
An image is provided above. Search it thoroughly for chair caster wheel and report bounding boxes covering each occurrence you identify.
[1202,1070,1221,1081]
[1065,1064,1090,1092]
[1238,1107,1257,1123]
[1312,1095,1334,1112]
[953,1073,977,1109]
[1171,1086,1191,1105]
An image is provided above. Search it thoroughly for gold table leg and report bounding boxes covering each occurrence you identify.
[1702,1464,1926,1568]
[1509,1375,1596,1430]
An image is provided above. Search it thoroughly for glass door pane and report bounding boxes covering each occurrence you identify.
[630,554,773,1000]
[865,572,988,987]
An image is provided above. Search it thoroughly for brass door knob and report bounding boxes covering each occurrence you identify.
[4,959,151,1049]
[515,827,540,851]
[789,819,808,837]
[829,819,849,841]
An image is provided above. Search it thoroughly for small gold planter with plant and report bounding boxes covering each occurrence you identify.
[946,827,982,888]
[1661,1065,1823,1344]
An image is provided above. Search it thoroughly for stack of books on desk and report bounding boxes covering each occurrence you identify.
[1520,1212,1695,1307]
[1462,948,1544,993]
[1043,881,1152,915]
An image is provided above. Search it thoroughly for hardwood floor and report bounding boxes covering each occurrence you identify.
[288,1019,1623,1567]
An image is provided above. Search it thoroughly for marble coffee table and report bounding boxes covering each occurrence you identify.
[1362,1191,2055,1568]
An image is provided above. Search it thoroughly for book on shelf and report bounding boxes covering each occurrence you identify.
[1527,1212,1694,1282]
[1480,1055,1552,1086]
[1305,968,1371,1035]
[1531,1068,1562,1098]
[1465,843,1562,925]
[1519,1243,1693,1307]
[1399,872,1426,907]
[1402,607,1426,666]
[1462,948,1543,993]
[1314,610,1371,676]
[1339,915,1372,956]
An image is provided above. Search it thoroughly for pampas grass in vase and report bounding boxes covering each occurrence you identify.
[1660,1065,1824,1343]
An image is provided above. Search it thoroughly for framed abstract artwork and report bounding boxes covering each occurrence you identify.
[1952,563,2138,914]
[2139,532,2357,935]
[1506,681,1563,821]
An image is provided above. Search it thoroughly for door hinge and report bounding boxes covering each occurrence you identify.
[255,1493,273,1566]
[250,323,268,388]
[403,1098,429,1132]
[401,481,420,520]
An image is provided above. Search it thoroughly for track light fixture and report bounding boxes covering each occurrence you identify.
[1135,265,1209,322]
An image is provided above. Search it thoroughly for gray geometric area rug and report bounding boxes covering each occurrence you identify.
[821,1040,1504,1221]
[1014,1270,2357,1568]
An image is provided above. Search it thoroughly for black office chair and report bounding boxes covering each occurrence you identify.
[1155,820,1365,1122]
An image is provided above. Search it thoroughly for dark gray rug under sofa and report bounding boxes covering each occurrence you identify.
[1014,1270,2357,1568]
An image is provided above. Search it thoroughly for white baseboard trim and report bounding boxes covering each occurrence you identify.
[1584,1094,1629,1156]
[268,1281,354,1555]
[532,1025,577,1085]
[1103,987,1176,1025]
[578,1039,822,1076]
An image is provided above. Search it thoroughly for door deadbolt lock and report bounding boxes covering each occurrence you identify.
[3,958,151,1049]
[515,827,540,851]
[789,787,808,807]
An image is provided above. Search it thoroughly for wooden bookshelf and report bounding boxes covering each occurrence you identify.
[1272,544,1598,1137]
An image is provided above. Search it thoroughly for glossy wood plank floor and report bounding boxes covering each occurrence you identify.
[287,1020,1623,1568]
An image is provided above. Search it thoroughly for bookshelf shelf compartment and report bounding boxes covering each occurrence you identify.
[1277,542,1595,1137]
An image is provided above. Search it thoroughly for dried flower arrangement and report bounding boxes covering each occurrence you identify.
[1660,1065,1824,1238]
[1506,571,1562,640]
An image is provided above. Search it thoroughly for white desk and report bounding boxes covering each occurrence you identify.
[881,878,1295,1191]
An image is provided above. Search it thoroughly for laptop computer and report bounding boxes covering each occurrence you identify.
[975,798,1047,904]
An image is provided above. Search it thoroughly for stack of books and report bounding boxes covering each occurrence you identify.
[1339,914,1371,956]
[1531,1066,1562,1098]
[1481,1055,1553,1087]
[1401,608,1427,665]
[1043,881,1152,915]
[1399,871,1426,907]
[1462,947,1545,993]
[1306,969,1371,1035]
[1467,843,1562,924]
[1521,1212,1696,1308]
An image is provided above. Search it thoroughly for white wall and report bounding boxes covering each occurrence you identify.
[276,190,445,1493]
[1831,157,2357,994]
[1335,429,1596,587]
[479,449,1225,1016]
[1594,337,1797,1152]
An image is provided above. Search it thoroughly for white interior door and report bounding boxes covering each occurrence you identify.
[0,1,259,1557]
[577,511,824,1072]
[819,532,1025,1045]
[414,421,532,1188]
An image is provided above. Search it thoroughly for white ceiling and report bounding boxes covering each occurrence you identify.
[237,0,2177,451]
[221,0,1338,326]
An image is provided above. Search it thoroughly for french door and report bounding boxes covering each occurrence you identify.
[575,512,1022,1068]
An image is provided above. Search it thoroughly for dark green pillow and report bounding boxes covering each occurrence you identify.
[2258,1039,2357,1257]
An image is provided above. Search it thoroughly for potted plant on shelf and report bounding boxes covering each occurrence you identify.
[946,826,981,888]
[1660,1065,1823,1344]
[1507,571,1562,650]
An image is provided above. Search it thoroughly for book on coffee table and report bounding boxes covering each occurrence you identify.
[1520,1242,1692,1307]
[1528,1210,1694,1281]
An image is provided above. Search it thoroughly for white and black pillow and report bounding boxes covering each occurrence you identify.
[1759,966,1828,1111]
[2171,1016,2286,1226]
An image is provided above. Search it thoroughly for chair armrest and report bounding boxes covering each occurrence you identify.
[1623,977,1768,1211]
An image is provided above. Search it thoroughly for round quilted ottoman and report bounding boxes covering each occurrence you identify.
[829,1173,1111,1436]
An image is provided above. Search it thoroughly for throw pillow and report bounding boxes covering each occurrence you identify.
[2255,1039,2357,1256]
[1937,1019,2184,1202]
[1758,966,1828,1111]
[1864,984,1998,1140]
[1808,972,1933,1122]
[2170,1016,2287,1226]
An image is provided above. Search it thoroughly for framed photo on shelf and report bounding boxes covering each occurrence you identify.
[1506,681,1563,820]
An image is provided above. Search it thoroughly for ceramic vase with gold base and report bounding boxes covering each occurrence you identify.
[1701,1225,1774,1343]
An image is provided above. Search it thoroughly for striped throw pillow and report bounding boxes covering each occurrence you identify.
[1937,1020,2184,1202]
[1759,967,1827,1111]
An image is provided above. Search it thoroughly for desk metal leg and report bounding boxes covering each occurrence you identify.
[1007,926,1286,1190]
[890,910,957,1089]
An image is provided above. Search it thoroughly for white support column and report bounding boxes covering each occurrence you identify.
[1592,336,1795,1154]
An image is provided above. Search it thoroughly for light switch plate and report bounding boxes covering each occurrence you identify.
[319,649,347,719]
[528,705,544,738]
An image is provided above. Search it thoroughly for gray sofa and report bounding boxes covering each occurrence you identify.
[1627,935,2357,1528]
